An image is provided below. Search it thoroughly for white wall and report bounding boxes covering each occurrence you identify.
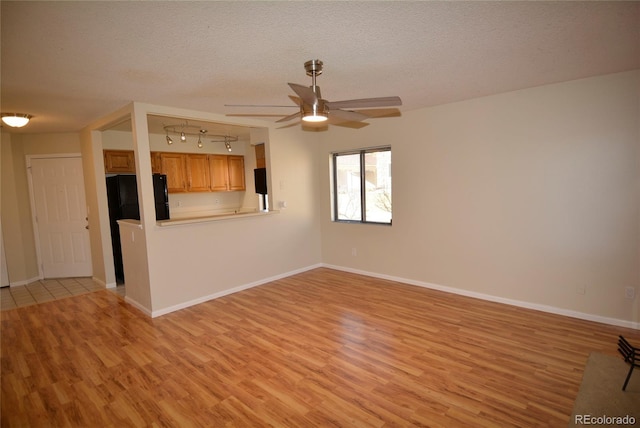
[319,70,640,326]
[145,125,322,314]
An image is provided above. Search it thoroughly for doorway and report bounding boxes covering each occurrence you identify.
[27,155,92,278]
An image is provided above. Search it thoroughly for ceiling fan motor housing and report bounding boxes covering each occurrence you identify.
[304,59,323,76]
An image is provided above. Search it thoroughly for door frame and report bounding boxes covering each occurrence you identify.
[26,153,87,280]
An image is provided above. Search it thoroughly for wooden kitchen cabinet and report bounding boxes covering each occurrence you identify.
[227,155,246,191]
[104,150,135,173]
[150,152,162,174]
[105,150,245,194]
[186,154,211,192]
[255,143,266,169]
[209,155,229,192]
[210,155,245,192]
[160,153,188,193]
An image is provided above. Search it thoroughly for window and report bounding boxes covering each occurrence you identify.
[332,147,392,224]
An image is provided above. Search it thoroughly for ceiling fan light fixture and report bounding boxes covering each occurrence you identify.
[301,102,328,123]
[1,113,32,128]
[302,113,328,123]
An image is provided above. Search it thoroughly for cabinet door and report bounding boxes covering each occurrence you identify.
[104,150,135,173]
[160,153,188,193]
[255,143,266,169]
[150,152,162,174]
[227,156,246,191]
[209,155,229,191]
[186,154,211,192]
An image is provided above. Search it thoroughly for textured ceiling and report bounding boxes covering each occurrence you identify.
[1,1,639,134]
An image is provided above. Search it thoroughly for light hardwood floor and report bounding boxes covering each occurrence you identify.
[1,268,637,427]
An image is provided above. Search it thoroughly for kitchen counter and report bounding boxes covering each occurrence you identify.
[156,210,278,227]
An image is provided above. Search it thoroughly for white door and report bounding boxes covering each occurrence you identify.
[29,157,92,278]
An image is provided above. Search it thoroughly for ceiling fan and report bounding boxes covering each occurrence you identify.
[226,59,402,129]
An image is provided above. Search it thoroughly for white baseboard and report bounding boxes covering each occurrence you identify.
[124,296,152,317]
[322,263,640,330]
[91,276,117,289]
[9,275,41,287]
[150,263,323,318]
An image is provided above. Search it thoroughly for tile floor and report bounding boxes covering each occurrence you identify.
[0,277,125,311]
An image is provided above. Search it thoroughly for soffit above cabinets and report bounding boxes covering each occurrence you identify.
[106,115,253,143]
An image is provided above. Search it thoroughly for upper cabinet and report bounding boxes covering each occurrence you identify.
[104,150,135,173]
[255,143,266,169]
[104,150,246,193]
[151,152,162,174]
[210,155,245,192]
[227,156,246,191]
[186,154,211,192]
[104,150,245,193]
[159,153,188,193]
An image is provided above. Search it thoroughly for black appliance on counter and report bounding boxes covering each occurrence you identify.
[106,174,169,283]
[254,168,267,195]
[254,167,268,211]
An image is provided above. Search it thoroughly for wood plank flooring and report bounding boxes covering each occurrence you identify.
[1,267,637,427]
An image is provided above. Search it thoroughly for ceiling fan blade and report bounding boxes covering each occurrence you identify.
[353,108,402,118]
[330,109,369,122]
[226,114,288,118]
[276,111,302,123]
[326,96,402,109]
[288,83,317,105]
[225,104,297,108]
[288,95,302,106]
[331,121,370,129]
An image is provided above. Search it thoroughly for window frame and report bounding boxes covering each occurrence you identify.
[332,146,392,225]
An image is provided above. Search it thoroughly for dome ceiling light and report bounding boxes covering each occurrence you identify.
[1,113,33,128]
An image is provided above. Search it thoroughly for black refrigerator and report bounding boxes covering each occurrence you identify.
[106,174,170,283]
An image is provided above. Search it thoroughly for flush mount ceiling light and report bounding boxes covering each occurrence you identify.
[1,113,33,128]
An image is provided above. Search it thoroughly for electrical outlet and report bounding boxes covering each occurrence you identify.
[576,284,586,295]
[625,286,636,300]
[214,198,220,205]
[351,248,357,256]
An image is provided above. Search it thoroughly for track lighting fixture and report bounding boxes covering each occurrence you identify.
[1,113,33,128]
[197,129,207,148]
[163,121,238,151]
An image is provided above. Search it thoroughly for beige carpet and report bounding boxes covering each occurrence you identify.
[569,352,640,427]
